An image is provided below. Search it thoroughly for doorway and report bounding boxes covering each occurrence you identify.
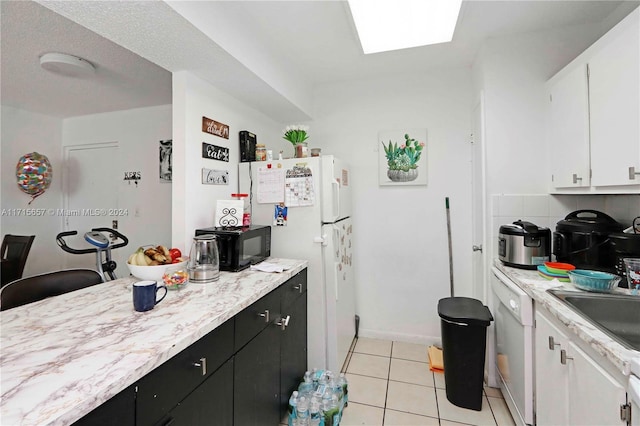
[62,143,124,275]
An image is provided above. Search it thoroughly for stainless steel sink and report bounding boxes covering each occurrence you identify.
[547,289,640,351]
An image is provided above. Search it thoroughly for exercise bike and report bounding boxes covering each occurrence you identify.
[56,228,129,281]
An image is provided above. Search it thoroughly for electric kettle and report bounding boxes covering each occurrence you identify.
[187,234,220,283]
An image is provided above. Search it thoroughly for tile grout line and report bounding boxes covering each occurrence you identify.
[381,341,393,425]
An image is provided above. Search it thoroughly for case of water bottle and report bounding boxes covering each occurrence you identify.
[288,369,348,426]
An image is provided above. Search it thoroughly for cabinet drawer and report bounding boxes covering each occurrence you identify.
[136,318,234,426]
[280,269,307,309]
[235,287,280,351]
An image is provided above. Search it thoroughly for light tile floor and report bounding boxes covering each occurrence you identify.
[337,337,516,426]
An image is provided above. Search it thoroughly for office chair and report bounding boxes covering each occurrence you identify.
[0,269,104,311]
[1,234,35,287]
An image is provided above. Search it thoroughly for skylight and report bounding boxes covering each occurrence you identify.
[347,0,463,54]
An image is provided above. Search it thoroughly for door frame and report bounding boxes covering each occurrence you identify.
[471,92,488,302]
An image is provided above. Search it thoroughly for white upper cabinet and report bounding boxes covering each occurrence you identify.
[547,7,640,193]
[548,65,591,188]
[589,12,640,187]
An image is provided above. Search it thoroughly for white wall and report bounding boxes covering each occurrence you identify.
[1,106,64,276]
[311,69,474,345]
[63,105,173,276]
[171,71,288,253]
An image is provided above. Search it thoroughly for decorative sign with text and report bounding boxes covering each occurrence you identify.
[202,168,229,185]
[202,116,229,139]
[202,142,230,162]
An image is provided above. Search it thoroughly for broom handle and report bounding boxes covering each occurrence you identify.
[446,197,454,297]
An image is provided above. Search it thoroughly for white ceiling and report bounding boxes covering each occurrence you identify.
[1,0,638,121]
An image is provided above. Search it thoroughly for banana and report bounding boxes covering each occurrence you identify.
[158,245,171,258]
[128,253,137,266]
[153,253,168,263]
[135,248,146,266]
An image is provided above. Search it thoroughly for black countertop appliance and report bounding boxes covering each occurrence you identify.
[609,223,640,287]
[498,220,551,269]
[553,210,624,272]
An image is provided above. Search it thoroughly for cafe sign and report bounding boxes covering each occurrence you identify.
[202,142,229,162]
[202,116,229,139]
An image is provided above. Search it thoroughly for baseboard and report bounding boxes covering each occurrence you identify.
[358,328,442,347]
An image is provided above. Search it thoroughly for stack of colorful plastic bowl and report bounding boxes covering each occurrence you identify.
[537,262,576,282]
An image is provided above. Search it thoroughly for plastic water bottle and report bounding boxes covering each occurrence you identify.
[296,396,310,426]
[338,373,349,405]
[309,400,322,426]
[288,390,299,424]
[323,394,340,426]
[299,370,315,394]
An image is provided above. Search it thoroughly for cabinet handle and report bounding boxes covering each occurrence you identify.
[572,174,583,184]
[192,357,207,376]
[548,336,560,350]
[629,166,640,180]
[560,349,573,365]
[258,309,270,323]
[160,417,175,426]
[293,283,303,293]
[275,315,291,331]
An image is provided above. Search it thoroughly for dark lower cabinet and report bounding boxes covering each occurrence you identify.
[137,319,234,426]
[234,323,281,426]
[72,383,135,426]
[235,268,308,426]
[279,271,308,419]
[156,358,234,426]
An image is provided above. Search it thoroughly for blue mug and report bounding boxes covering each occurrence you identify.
[133,280,167,312]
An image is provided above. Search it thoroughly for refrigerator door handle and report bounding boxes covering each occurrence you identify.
[314,235,328,246]
[331,179,340,221]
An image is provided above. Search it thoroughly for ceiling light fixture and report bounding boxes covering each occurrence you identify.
[347,0,463,54]
[40,53,96,77]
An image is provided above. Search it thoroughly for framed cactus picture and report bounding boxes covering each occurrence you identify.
[378,129,427,186]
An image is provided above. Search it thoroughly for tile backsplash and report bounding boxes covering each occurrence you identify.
[490,194,640,258]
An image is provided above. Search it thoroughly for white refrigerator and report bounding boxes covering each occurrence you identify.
[239,155,356,373]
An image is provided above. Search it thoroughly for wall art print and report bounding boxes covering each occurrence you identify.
[378,129,427,186]
[159,139,172,182]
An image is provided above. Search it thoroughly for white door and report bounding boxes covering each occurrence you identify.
[322,217,355,373]
[63,143,121,275]
[471,95,486,302]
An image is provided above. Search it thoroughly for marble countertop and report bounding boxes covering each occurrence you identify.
[0,258,307,426]
[493,260,640,376]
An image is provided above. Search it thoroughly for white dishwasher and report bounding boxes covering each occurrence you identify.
[491,266,534,426]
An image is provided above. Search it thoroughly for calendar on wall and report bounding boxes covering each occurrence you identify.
[284,165,315,207]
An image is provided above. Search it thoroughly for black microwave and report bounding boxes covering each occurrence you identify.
[195,225,271,272]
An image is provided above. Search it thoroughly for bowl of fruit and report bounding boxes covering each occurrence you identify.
[127,245,187,282]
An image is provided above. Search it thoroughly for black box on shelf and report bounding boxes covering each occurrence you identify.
[239,131,256,162]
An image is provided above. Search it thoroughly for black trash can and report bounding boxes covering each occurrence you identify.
[437,297,493,411]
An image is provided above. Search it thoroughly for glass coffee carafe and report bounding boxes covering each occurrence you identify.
[187,234,220,283]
